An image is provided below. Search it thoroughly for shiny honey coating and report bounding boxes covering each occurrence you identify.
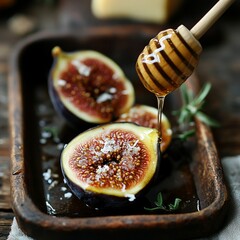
[136,25,202,96]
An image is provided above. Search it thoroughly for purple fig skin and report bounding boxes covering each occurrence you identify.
[62,170,132,209]
[48,47,135,127]
[48,80,93,129]
[60,122,161,209]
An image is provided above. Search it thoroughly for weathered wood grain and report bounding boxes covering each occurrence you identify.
[0,0,240,239]
[0,156,11,210]
[0,212,14,240]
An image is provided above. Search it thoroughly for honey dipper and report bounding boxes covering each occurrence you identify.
[136,0,235,97]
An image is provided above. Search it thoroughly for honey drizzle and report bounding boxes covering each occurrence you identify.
[156,95,165,144]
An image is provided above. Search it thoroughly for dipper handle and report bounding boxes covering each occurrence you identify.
[191,0,235,40]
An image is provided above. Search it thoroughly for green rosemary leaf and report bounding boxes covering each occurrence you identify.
[144,206,163,211]
[178,109,188,124]
[173,82,220,130]
[168,198,182,211]
[155,192,163,207]
[144,192,182,212]
[192,83,211,106]
[180,84,190,105]
[185,104,198,115]
[196,111,220,127]
[177,129,195,141]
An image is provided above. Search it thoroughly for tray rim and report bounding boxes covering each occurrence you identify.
[8,28,228,239]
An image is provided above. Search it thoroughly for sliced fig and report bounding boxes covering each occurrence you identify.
[49,47,135,126]
[61,122,160,209]
[117,105,172,152]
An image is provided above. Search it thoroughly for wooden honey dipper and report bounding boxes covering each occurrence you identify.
[136,0,235,97]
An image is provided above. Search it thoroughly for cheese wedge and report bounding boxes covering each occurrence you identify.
[91,0,183,24]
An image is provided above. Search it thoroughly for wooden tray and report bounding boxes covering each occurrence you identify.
[9,26,228,240]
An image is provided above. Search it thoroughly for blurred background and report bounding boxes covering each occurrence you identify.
[0,0,240,239]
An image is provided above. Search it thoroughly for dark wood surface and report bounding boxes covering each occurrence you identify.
[8,28,228,240]
[0,0,240,239]
[0,44,12,239]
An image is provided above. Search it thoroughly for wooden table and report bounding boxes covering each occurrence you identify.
[0,2,60,238]
[0,52,13,238]
[0,0,240,239]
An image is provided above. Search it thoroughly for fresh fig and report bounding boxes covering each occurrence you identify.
[61,122,160,209]
[117,105,172,152]
[49,47,135,126]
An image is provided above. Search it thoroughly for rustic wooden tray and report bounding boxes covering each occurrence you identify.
[9,26,228,240]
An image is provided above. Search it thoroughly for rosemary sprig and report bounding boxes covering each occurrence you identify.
[177,129,196,141]
[144,192,182,212]
[173,82,220,132]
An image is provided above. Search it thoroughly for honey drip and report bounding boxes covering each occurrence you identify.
[156,95,165,145]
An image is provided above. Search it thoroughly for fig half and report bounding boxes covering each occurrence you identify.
[49,47,135,126]
[117,105,172,152]
[61,122,160,209]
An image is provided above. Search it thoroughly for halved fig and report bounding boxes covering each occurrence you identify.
[61,122,160,209]
[49,47,135,126]
[117,105,172,152]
